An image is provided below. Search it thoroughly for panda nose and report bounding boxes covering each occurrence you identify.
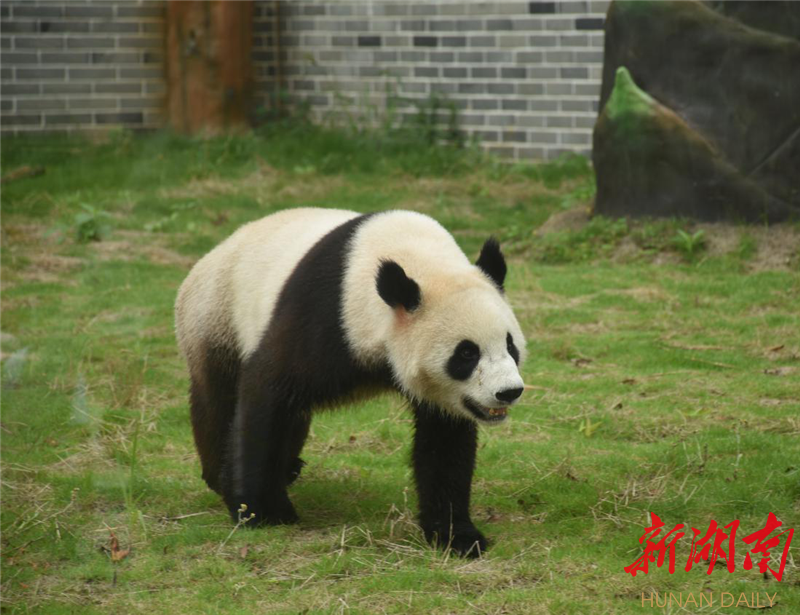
[495,387,523,403]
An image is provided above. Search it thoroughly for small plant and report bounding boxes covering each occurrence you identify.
[579,417,602,438]
[736,231,757,261]
[74,203,112,242]
[630,218,681,253]
[673,229,706,259]
[378,76,464,148]
[144,201,197,233]
[107,127,134,154]
[559,181,596,210]
[387,91,464,148]
[144,212,178,233]
[115,409,150,538]
[217,504,256,553]
[539,153,592,189]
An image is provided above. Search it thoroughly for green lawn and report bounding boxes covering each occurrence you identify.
[2,124,799,614]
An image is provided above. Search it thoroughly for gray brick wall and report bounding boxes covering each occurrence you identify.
[253,0,609,160]
[0,0,166,134]
[253,1,280,116]
[2,0,609,161]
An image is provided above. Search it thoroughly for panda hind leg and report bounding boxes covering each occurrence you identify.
[188,344,240,495]
[223,369,306,527]
[286,412,311,486]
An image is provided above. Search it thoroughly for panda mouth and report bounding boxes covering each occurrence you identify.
[463,397,508,423]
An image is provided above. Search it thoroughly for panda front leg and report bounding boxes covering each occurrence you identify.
[412,402,486,558]
[223,371,301,526]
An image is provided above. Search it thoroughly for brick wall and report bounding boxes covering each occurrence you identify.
[0,0,165,134]
[252,1,280,122]
[2,0,609,161]
[253,0,609,160]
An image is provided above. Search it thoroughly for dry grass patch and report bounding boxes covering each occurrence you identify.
[159,161,346,207]
[88,231,195,269]
[535,207,592,235]
[536,207,800,270]
[158,161,281,200]
[700,222,800,271]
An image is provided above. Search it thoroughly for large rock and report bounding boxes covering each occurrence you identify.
[594,68,792,221]
[594,0,800,221]
[707,0,800,41]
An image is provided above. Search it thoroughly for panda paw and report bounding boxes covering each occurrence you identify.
[424,523,488,558]
[228,497,299,527]
[448,527,488,558]
[286,457,306,486]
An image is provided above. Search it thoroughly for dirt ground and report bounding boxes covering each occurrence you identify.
[537,207,800,271]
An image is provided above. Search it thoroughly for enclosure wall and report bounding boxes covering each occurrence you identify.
[3,0,609,161]
[253,1,608,160]
[0,0,166,133]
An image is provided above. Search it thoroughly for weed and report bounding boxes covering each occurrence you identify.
[218,504,256,553]
[121,412,141,513]
[144,201,197,233]
[579,417,602,438]
[630,218,682,253]
[673,228,706,260]
[408,92,464,148]
[737,230,757,261]
[144,212,180,233]
[316,74,469,163]
[537,153,593,188]
[70,372,100,430]
[107,127,135,155]
[558,181,595,210]
[74,203,112,242]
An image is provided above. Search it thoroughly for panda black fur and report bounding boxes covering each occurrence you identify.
[175,208,526,557]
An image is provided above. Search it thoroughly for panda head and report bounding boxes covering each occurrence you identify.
[376,238,526,424]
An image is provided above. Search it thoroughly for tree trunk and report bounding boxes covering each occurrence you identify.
[166,0,253,134]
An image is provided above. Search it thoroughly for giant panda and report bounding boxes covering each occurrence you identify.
[175,208,527,557]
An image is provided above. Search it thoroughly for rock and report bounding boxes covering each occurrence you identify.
[593,67,794,221]
[707,0,800,41]
[594,0,800,221]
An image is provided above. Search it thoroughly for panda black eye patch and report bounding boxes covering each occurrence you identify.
[507,332,520,365]
[447,340,481,381]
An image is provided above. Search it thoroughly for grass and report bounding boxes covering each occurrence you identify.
[2,122,799,614]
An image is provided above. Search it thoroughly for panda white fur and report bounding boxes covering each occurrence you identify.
[175,208,526,557]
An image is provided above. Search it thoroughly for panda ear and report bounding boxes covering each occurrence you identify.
[376,260,421,312]
[476,237,506,291]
